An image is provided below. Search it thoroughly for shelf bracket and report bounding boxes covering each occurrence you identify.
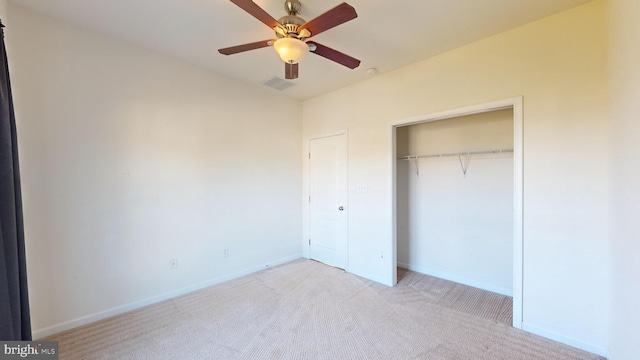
[458,152,471,177]
[408,155,419,178]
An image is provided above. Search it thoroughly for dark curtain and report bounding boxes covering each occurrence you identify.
[0,20,32,341]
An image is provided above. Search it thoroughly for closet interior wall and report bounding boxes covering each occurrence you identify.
[396,109,514,296]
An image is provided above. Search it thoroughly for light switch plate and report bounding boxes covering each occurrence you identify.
[356,184,368,193]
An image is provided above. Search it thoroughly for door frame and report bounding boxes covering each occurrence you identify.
[304,130,349,270]
[389,97,524,329]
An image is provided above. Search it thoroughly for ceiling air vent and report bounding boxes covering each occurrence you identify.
[262,77,296,91]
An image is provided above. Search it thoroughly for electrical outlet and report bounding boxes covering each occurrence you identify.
[170,258,178,269]
[222,248,229,258]
[357,184,368,193]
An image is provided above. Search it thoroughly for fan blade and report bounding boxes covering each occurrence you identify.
[308,41,360,69]
[230,0,281,29]
[299,3,357,37]
[218,40,273,55]
[285,63,299,79]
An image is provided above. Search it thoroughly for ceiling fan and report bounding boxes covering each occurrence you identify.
[218,0,361,80]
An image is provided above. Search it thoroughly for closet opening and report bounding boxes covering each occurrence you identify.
[390,97,523,329]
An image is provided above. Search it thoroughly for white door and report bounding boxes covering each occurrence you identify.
[309,134,348,269]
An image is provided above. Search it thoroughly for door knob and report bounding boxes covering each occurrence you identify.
[338,206,344,211]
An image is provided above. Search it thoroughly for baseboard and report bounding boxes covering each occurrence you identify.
[521,322,609,359]
[397,261,513,297]
[33,254,302,340]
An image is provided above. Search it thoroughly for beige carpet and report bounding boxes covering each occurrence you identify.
[396,267,513,326]
[46,259,603,359]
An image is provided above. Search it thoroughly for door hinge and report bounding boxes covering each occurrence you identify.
[308,152,311,159]
[308,239,311,245]
[309,196,311,202]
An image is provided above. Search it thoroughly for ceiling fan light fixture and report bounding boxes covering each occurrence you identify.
[218,0,360,79]
[274,37,309,64]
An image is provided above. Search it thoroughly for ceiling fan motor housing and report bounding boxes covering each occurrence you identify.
[277,15,305,37]
[277,0,305,37]
[284,0,302,15]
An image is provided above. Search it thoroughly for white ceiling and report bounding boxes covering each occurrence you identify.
[10,0,592,100]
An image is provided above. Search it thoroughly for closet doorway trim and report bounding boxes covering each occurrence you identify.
[388,96,524,329]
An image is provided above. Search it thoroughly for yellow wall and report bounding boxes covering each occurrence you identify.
[303,0,608,354]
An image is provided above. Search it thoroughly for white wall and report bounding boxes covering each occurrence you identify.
[608,0,640,359]
[0,0,7,23]
[303,0,608,356]
[9,5,302,338]
[397,110,513,296]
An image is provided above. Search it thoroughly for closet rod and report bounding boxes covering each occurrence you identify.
[397,148,513,161]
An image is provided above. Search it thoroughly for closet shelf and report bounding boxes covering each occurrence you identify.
[397,148,513,161]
